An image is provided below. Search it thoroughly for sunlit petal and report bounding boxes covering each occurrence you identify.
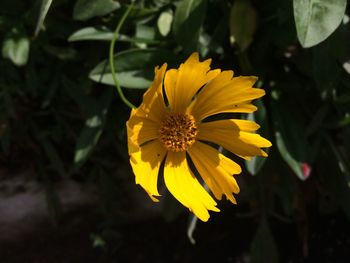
[130,140,167,202]
[190,71,264,121]
[198,120,272,160]
[164,53,220,113]
[164,151,219,222]
[188,142,241,203]
[138,64,168,123]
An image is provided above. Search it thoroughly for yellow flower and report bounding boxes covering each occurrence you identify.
[126,53,271,222]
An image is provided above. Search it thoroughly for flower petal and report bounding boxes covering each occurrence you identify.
[129,140,167,202]
[126,108,160,155]
[164,151,219,222]
[200,119,261,132]
[138,63,168,123]
[164,52,220,113]
[188,141,241,204]
[190,71,264,121]
[198,121,272,160]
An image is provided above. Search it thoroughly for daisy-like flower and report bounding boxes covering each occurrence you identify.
[127,53,271,222]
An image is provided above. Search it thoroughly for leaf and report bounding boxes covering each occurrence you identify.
[40,136,66,177]
[61,76,92,110]
[312,40,341,93]
[73,0,120,21]
[74,88,113,166]
[74,126,103,165]
[45,183,63,225]
[42,143,65,177]
[229,0,257,51]
[245,100,269,175]
[250,219,279,263]
[34,0,53,37]
[157,9,173,37]
[68,27,114,42]
[246,156,267,176]
[293,0,347,48]
[172,0,207,52]
[2,29,30,66]
[272,100,312,180]
[305,104,329,136]
[126,5,159,20]
[275,131,306,180]
[319,135,350,220]
[135,24,156,48]
[68,27,161,44]
[89,48,176,89]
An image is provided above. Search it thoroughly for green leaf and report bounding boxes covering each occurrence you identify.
[74,88,113,166]
[305,104,329,136]
[250,219,279,263]
[68,27,161,44]
[319,135,350,220]
[74,126,103,165]
[68,27,114,42]
[272,100,311,180]
[89,48,176,89]
[245,100,269,175]
[2,29,30,66]
[126,5,159,20]
[34,0,53,37]
[172,0,207,52]
[73,0,120,21]
[40,137,66,177]
[246,155,267,176]
[157,9,173,37]
[135,24,156,48]
[229,0,257,51]
[312,40,341,91]
[293,0,347,48]
[45,184,63,225]
[275,131,305,179]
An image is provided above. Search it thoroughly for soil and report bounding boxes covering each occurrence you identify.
[1,172,350,263]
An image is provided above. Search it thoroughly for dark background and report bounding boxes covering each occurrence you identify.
[0,0,350,262]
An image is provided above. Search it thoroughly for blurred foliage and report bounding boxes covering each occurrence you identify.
[0,0,349,261]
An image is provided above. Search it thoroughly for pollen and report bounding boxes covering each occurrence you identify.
[159,113,198,152]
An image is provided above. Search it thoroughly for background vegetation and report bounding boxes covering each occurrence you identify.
[1,0,350,262]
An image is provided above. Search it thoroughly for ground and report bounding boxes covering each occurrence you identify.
[1,170,350,263]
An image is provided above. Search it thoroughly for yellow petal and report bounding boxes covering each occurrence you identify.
[188,141,241,204]
[164,151,219,222]
[138,63,168,123]
[190,71,264,121]
[126,108,160,155]
[164,52,220,113]
[130,140,167,202]
[198,121,272,159]
[199,119,261,132]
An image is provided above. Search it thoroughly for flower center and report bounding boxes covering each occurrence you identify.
[159,113,198,152]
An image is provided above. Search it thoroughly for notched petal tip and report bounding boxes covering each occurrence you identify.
[137,184,161,202]
[188,52,200,61]
[154,63,167,74]
[227,195,237,204]
[251,75,259,82]
[149,194,161,202]
[261,150,269,157]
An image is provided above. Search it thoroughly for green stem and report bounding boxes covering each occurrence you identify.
[109,3,136,109]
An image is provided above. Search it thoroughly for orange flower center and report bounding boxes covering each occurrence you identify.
[159,113,198,152]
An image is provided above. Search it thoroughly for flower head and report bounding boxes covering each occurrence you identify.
[127,53,271,221]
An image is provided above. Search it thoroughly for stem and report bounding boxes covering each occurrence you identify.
[109,3,136,109]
